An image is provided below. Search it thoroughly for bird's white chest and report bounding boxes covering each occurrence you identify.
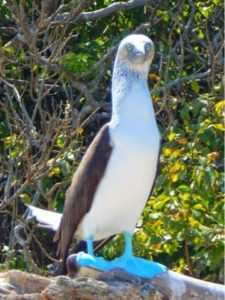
[77,85,160,241]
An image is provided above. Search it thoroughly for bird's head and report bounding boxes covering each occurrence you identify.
[115,34,154,74]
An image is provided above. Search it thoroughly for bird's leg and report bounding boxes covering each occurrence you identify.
[86,236,94,256]
[74,232,167,278]
[123,232,134,257]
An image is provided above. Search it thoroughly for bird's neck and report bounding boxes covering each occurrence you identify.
[111,61,148,99]
[110,63,155,128]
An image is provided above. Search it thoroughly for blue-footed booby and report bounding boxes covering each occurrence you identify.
[28,34,167,278]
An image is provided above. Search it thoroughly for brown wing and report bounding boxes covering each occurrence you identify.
[53,123,113,268]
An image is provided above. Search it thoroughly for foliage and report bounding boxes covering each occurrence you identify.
[0,0,223,283]
[139,94,224,281]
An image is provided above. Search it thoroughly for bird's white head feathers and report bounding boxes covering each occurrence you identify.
[111,34,155,125]
[114,34,154,75]
[112,34,154,104]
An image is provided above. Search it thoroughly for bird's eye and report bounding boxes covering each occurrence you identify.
[126,43,134,52]
[145,44,151,51]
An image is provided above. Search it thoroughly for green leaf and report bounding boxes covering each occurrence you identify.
[191,80,200,93]
[56,134,66,148]
[180,104,190,125]
[177,185,191,193]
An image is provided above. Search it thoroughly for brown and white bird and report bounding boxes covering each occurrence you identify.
[28,34,166,278]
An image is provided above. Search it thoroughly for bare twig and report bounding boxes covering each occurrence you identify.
[0,77,34,130]
[0,179,29,211]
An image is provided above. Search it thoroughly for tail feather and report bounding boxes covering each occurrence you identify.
[26,205,62,231]
[25,205,114,276]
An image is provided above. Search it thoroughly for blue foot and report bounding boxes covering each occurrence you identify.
[69,252,167,278]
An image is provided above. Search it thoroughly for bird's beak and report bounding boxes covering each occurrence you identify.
[134,50,145,56]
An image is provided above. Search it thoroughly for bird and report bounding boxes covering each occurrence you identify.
[27,34,167,278]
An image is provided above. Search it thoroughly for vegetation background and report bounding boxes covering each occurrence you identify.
[0,0,223,283]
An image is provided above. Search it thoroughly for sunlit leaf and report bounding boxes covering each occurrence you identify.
[214,100,225,116]
[176,137,187,145]
[188,216,200,228]
[76,127,84,135]
[171,173,179,182]
[207,152,220,162]
[48,166,60,177]
[168,132,176,142]
[193,203,206,212]
[214,123,224,131]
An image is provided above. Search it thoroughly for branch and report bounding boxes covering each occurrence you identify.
[53,0,149,24]
[149,270,225,299]
[79,0,149,22]
[152,69,211,95]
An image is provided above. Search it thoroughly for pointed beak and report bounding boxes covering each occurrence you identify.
[134,50,145,57]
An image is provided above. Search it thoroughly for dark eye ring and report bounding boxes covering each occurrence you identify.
[145,44,151,51]
[126,43,134,52]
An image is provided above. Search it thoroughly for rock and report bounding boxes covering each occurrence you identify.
[0,268,224,300]
[0,269,161,299]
